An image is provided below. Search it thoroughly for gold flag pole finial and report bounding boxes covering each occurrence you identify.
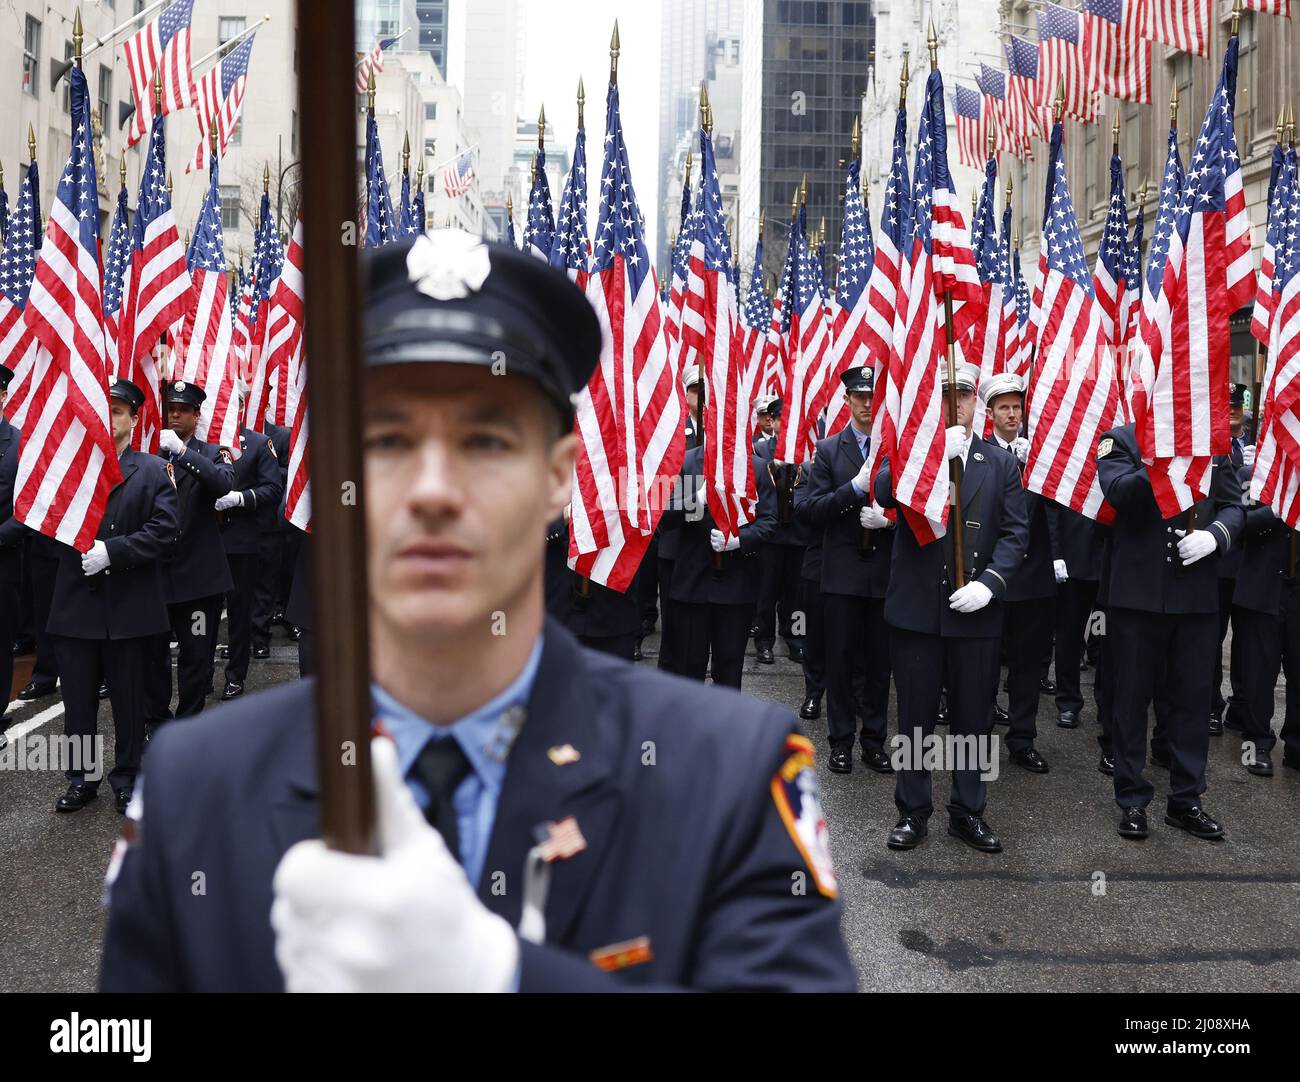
[851,115,861,159]
[0,161,5,194]
[165,171,173,199]
[927,20,938,70]
[1231,0,1242,37]
[119,157,126,188]
[28,124,36,164]
[1137,179,1149,211]
[819,216,826,245]
[402,132,410,177]
[538,104,546,150]
[759,208,765,238]
[1112,112,1120,154]
[577,76,585,129]
[800,173,808,208]
[153,67,162,113]
[899,47,910,109]
[1005,174,1013,205]
[1288,104,1296,147]
[416,159,424,192]
[684,148,692,190]
[1013,229,1020,250]
[263,162,270,195]
[1054,81,1066,124]
[366,67,376,112]
[610,21,621,83]
[1277,109,1287,144]
[790,185,799,223]
[986,129,996,159]
[73,8,84,66]
[701,81,713,133]
[209,122,218,155]
[1170,84,1179,128]
[971,190,977,219]
[506,193,513,219]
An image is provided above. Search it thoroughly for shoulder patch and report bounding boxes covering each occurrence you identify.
[267,438,277,460]
[165,462,176,488]
[218,447,234,465]
[771,733,839,899]
[1097,437,1114,459]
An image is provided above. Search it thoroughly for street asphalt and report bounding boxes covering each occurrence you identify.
[2,622,1297,993]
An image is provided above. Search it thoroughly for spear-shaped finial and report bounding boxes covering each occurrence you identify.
[27,124,36,163]
[986,129,996,158]
[790,185,799,223]
[209,122,218,154]
[684,148,692,190]
[367,67,377,111]
[1170,83,1179,128]
[577,76,585,128]
[0,161,5,194]
[759,208,765,238]
[610,21,621,83]
[927,20,938,70]
[154,67,163,113]
[538,104,546,149]
[1005,175,1013,204]
[1054,81,1066,124]
[119,157,126,188]
[819,216,826,245]
[700,81,712,133]
[1013,229,1020,250]
[507,193,514,219]
[1288,104,1296,146]
[1112,112,1120,154]
[851,115,860,159]
[73,8,84,67]
[1277,109,1287,144]
[1231,0,1242,37]
[971,190,977,218]
[899,47,910,109]
[402,132,410,176]
[416,160,425,191]
[165,171,173,198]
[263,162,270,194]
[800,173,808,207]
[1137,179,1149,211]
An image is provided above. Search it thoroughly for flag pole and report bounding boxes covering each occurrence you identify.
[354,25,412,70]
[298,0,374,854]
[50,0,166,89]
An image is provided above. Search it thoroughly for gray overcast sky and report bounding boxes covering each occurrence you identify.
[520,1,663,253]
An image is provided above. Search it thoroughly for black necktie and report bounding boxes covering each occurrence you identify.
[411,736,472,863]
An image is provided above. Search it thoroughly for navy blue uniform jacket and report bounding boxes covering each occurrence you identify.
[99,620,856,992]
[159,438,234,602]
[0,418,23,582]
[1044,502,1105,582]
[1231,497,1291,615]
[1095,423,1244,615]
[800,426,894,599]
[262,422,292,532]
[543,517,639,639]
[47,448,178,640]
[219,429,284,557]
[754,437,810,547]
[873,437,1030,637]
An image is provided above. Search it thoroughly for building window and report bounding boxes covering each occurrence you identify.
[219,16,246,45]
[425,102,437,121]
[424,136,436,158]
[23,16,41,98]
[1237,11,1257,146]
[219,185,242,230]
[63,43,75,113]
[1083,122,1098,219]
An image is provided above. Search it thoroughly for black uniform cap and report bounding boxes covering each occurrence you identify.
[363,232,602,421]
[165,380,207,409]
[0,364,13,391]
[840,366,872,394]
[1229,383,1246,407]
[110,378,146,415]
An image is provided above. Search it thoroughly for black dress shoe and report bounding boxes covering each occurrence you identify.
[1009,746,1050,773]
[288,625,302,642]
[98,684,109,700]
[1164,805,1224,840]
[1039,677,1056,695]
[992,703,1009,725]
[748,622,760,638]
[1117,806,1148,839]
[1245,750,1274,777]
[1098,753,1116,776]
[947,813,1002,853]
[799,697,821,720]
[17,681,57,702]
[828,747,852,774]
[114,788,133,814]
[755,646,775,665]
[787,644,805,663]
[12,636,35,655]
[253,644,271,660]
[860,748,894,774]
[1284,748,1300,772]
[55,783,98,813]
[887,816,928,850]
[1057,709,1079,729]
[216,644,229,659]
[1150,748,1170,769]
[1208,715,1223,736]
[221,682,244,702]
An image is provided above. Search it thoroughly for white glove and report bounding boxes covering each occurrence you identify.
[948,580,993,613]
[1175,528,1218,566]
[214,492,244,511]
[859,505,890,530]
[81,540,110,577]
[271,737,519,993]
[853,459,872,492]
[945,426,967,461]
[1053,559,1069,584]
[1011,436,1030,465]
[158,429,185,456]
[710,528,740,553]
[1242,444,1256,468]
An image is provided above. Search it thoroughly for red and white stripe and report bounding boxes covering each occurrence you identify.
[256,217,305,431]
[1038,13,1100,122]
[284,351,312,532]
[1138,0,1211,57]
[1242,0,1290,13]
[1086,0,1152,103]
[187,58,249,174]
[124,5,196,147]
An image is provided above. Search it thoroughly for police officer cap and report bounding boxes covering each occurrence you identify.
[979,371,1024,405]
[1229,383,1247,406]
[110,378,146,415]
[940,362,980,392]
[165,380,207,409]
[683,364,702,390]
[363,230,601,421]
[756,394,782,417]
[840,366,872,394]
[0,364,13,391]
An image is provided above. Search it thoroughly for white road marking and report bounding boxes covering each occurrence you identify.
[3,701,67,743]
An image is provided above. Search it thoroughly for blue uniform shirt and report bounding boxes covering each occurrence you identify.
[371,636,543,888]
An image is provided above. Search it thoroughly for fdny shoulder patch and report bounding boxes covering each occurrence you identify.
[770,733,839,899]
[1097,437,1114,459]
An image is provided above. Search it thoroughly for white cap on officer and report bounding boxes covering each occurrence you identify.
[683,364,702,390]
[978,371,1024,405]
[940,362,980,392]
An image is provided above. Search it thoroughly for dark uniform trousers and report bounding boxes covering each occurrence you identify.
[48,448,178,792]
[875,439,1030,822]
[543,518,639,663]
[1002,597,1054,752]
[664,445,777,690]
[800,429,893,753]
[0,417,21,711]
[755,542,805,652]
[800,563,826,703]
[1096,423,1244,814]
[27,540,63,687]
[1213,437,1248,722]
[149,596,224,718]
[251,422,292,649]
[225,555,260,681]
[1054,578,1098,716]
[656,417,698,676]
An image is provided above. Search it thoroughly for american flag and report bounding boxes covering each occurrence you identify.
[1135,33,1253,515]
[774,205,833,466]
[1094,151,1135,387]
[101,180,130,383]
[885,67,984,543]
[397,168,414,235]
[231,258,256,381]
[1011,231,1033,378]
[569,78,679,590]
[824,156,876,437]
[13,68,121,549]
[411,181,426,236]
[1084,0,1151,103]
[976,64,1023,159]
[969,156,997,271]
[1023,120,1122,521]
[284,341,311,532]
[1038,2,1101,123]
[521,148,555,260]
[0,159,41,427]
[442,149,476,199]
[1241,0,1291,12]
[179,147,238,450]
[962,158,1014,436]
[1139,0,1211,58]
[364,112,397,248]
[760,234,794,399]
[1005,35,1052,151]
[548,120,588,281]
[116,113,192,452]
[683,126,754,540]
[740,232,771,414]
[242,198,286,430]
[1251,139,1288,345]
[665,175,698,365]
[263,215,305,434]
[356,34,400,94]
[124,0,196,148]
[953,85,986,171]
[187,31,256,174]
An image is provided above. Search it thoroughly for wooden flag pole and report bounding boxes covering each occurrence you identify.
[298,0,373,854]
